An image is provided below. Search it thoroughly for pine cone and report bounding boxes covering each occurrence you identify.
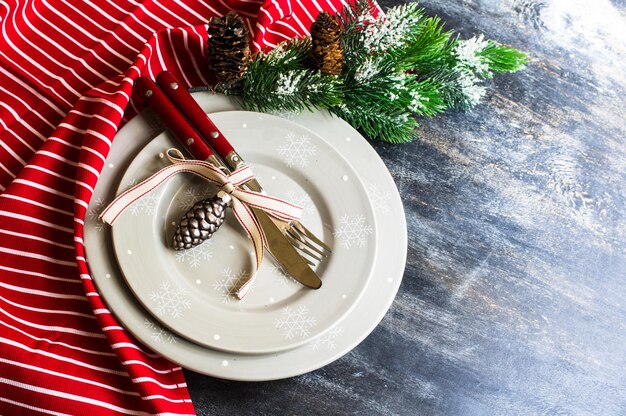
[208,12,251,82]
[311,12,344,76]
[173,194,229,250]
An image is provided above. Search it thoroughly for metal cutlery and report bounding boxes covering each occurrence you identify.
[133,75,323,289]
[154,71,332,265]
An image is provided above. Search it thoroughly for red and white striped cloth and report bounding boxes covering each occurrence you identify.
[0,0,353,414]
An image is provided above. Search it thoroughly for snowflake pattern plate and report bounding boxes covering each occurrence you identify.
[85,96,406,380]
[110,112,378,354]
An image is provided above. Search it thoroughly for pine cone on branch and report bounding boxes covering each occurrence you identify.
[208,12,251,82]
[311,12,344,76]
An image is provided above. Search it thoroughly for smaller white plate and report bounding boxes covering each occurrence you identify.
[111,113,378,354]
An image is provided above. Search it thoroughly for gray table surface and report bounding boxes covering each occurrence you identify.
[186,1,626,414]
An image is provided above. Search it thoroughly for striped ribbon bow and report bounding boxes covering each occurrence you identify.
[100,148,303,299]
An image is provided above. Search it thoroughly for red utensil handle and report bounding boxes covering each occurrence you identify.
[134,76,214,161]
[155,71,235,159]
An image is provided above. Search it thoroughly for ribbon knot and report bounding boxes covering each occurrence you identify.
[221,182,235,194]
[99,148,303,299]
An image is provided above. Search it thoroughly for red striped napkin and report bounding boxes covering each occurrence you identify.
[0,0,352,414]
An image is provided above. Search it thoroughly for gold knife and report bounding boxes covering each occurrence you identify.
[252,207,322,289]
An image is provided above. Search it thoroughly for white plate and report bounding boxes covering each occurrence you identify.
[110,113,377,354]
[84,94,406,381]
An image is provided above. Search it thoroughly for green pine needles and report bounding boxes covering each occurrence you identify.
[219,0,527,144]
[233,38,344,113]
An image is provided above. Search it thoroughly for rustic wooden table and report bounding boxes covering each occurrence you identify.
[186,1,626,414]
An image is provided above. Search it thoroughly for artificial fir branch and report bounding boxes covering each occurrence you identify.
[217,1,527,143]
[431,67,486,111]
[337,0,527,127]
[404,77,446,117]
[238,68,343,113]
[220,38,343,112]
[337,1,450,141]
[332,103,418,144]
[477,41,528,75]
[402,18,456,74]
[338,0,377,60]
[261,37,312,70]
